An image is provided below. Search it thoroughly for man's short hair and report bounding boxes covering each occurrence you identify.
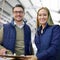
[12,4,24,11]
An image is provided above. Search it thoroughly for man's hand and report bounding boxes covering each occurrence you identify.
[0,48,7,55]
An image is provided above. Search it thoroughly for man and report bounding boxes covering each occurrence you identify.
[0,4,32,56]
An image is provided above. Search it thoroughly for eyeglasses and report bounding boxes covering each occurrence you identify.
[13,11,24,14]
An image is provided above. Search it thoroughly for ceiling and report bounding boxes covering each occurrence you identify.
[0,0,60,26]
[19,0,60,25]
[21,0,60,24]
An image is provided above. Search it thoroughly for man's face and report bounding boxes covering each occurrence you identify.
[13,7,25,22]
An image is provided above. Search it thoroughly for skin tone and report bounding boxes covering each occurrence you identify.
[38,9,48,29]
[0,48,7,55]
[20,55,37,60]
[13,7,25,26]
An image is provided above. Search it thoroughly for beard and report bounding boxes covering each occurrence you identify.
[14,18,23,22]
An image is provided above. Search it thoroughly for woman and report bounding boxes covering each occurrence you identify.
[21,7,60,60]
[33,7,60,60]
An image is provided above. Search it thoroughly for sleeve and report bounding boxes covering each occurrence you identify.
[36,25,60,60]
[0,27,4,49]
[0,27,3,43]
[0,27,12,54]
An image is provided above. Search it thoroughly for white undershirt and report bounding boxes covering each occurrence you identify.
[14,21,24,29]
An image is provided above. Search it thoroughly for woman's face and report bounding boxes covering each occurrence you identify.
[38,9,48,25]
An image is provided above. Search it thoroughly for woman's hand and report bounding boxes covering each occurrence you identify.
[19,55,37,60]
[26,55,37,60]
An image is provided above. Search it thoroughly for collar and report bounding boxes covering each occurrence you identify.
[14,21,24,29]
[37,23,50,35]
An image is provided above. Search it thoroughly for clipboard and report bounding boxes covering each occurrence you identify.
[0,55,31,60]
[0,55,26,58]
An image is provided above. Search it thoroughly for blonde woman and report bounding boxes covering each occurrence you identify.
[24,7,60,60]
[34,7,60,60]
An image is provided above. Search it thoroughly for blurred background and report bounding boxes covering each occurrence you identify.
[0,0,60,54]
